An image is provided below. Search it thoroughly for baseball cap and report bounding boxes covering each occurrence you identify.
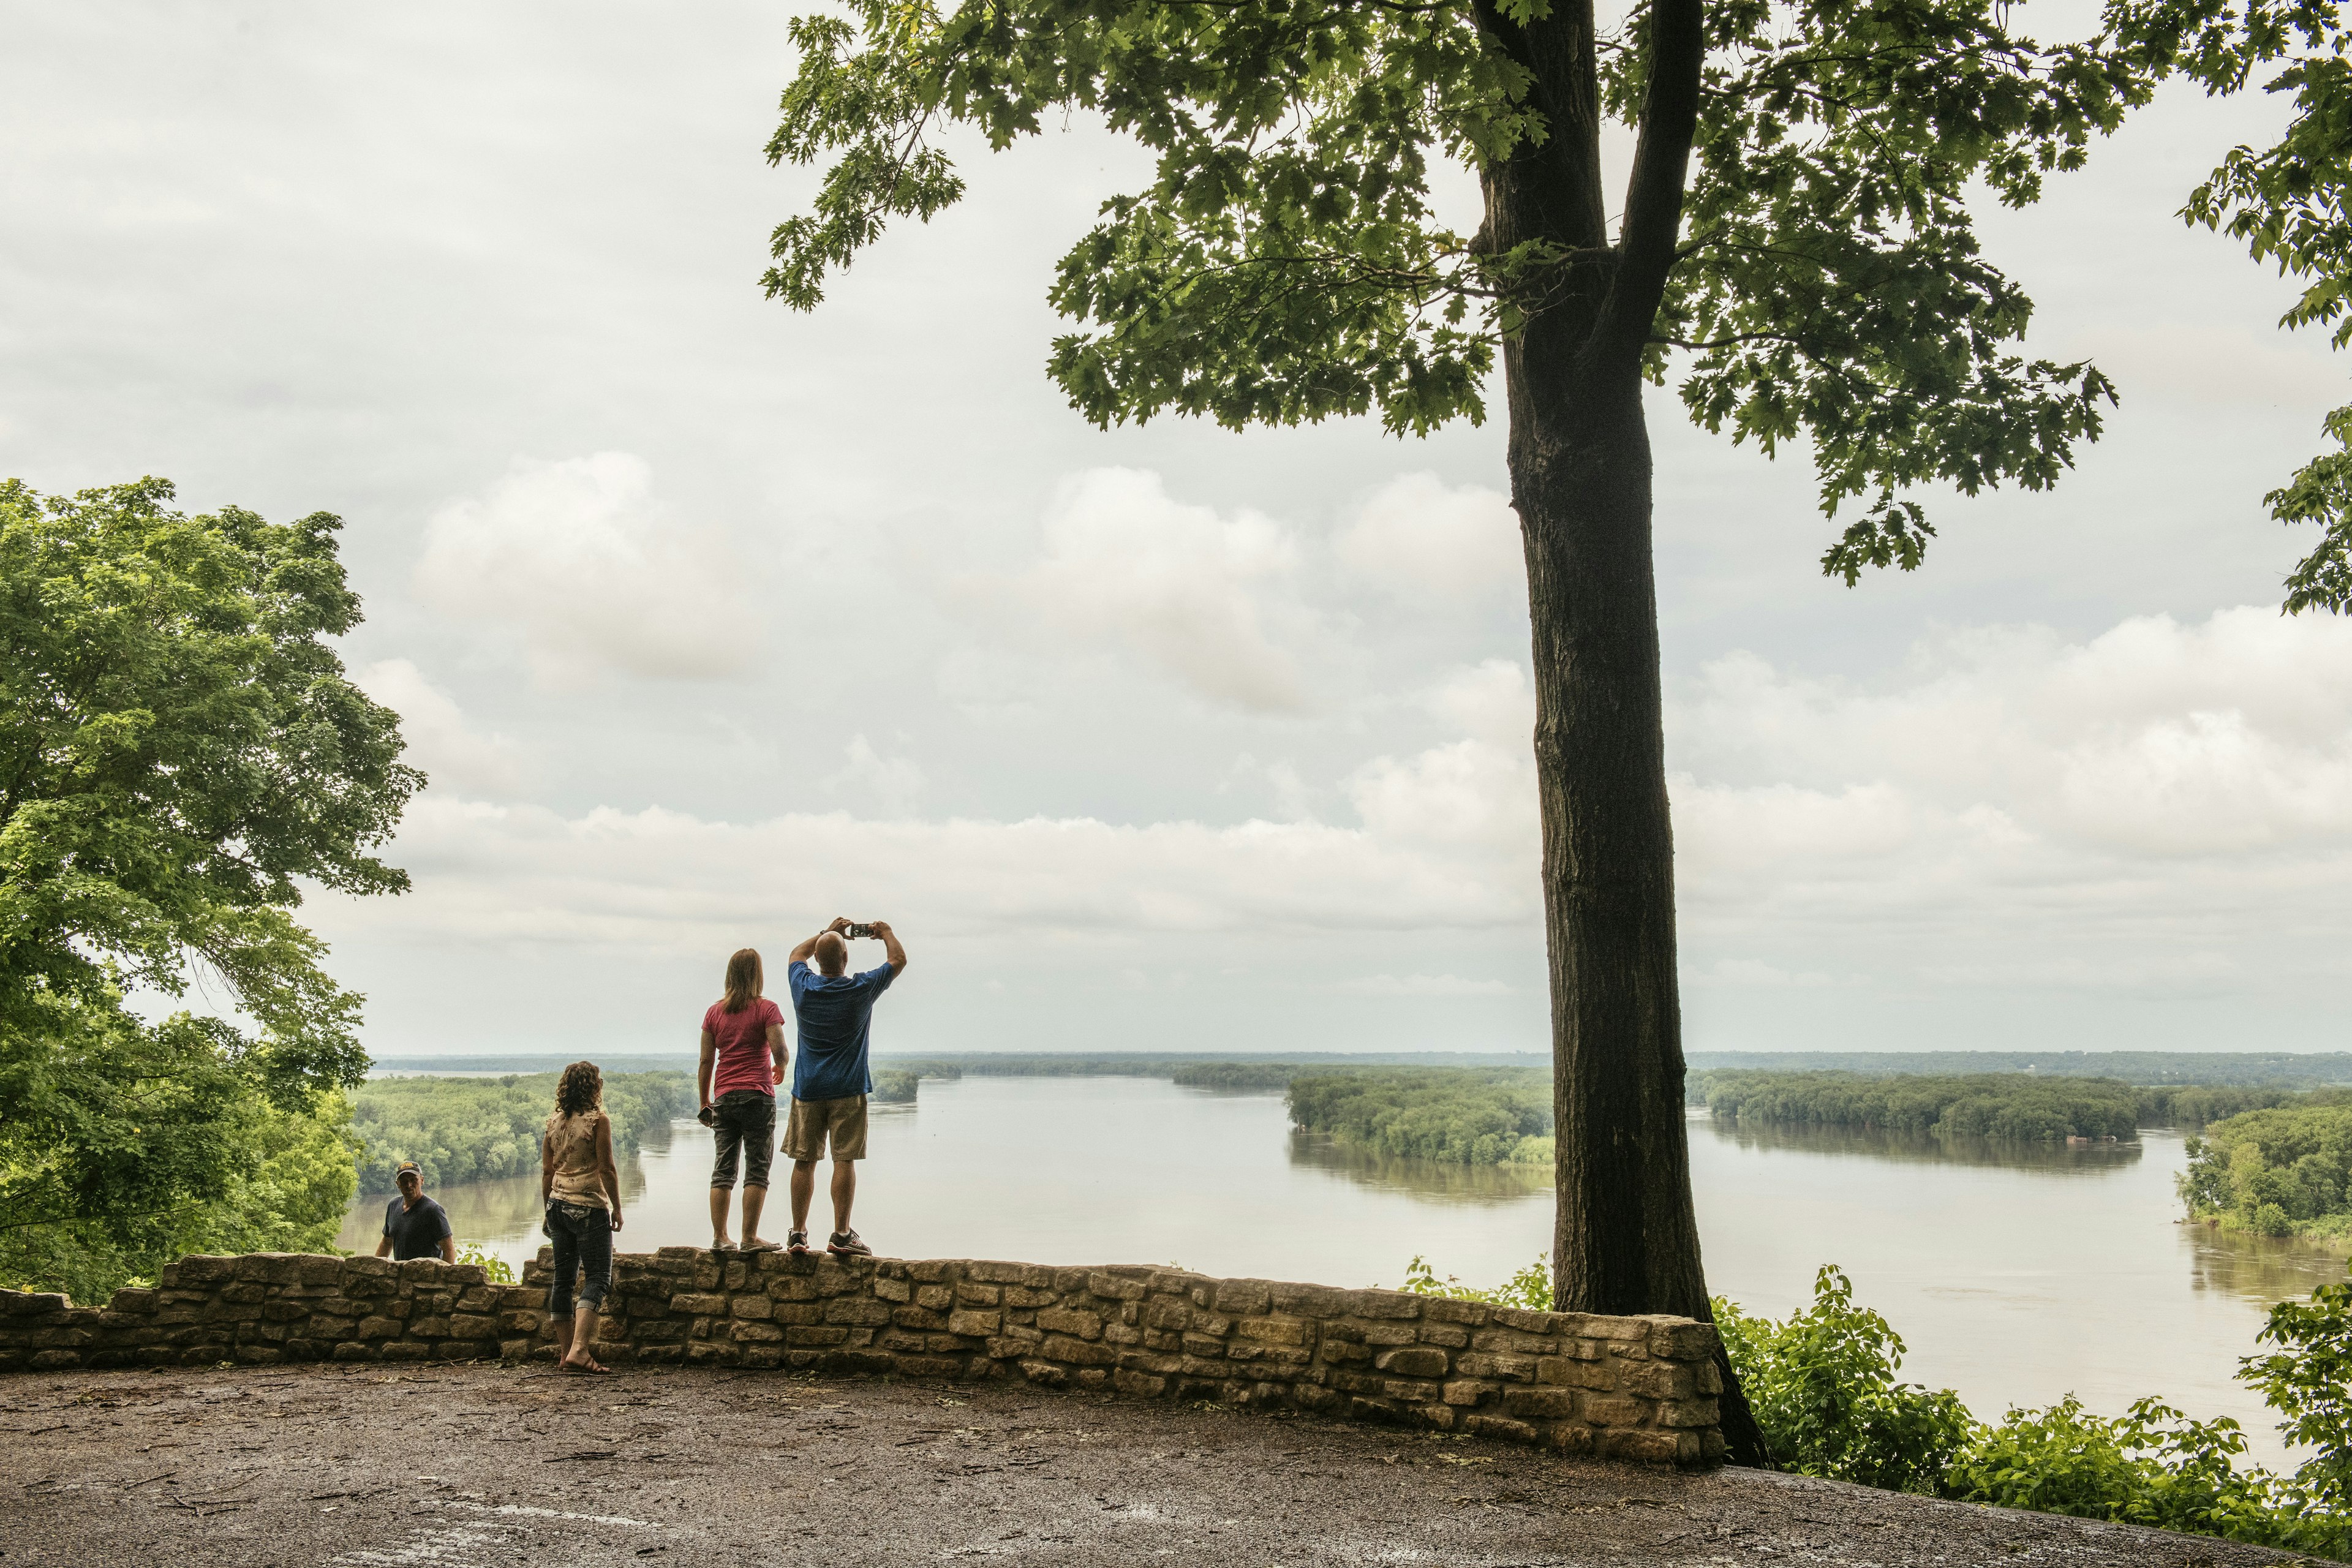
[393,1160,425,1184]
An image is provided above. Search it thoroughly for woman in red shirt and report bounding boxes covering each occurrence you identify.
[699,948,788,1251]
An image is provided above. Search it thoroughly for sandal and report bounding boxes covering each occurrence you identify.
[740,1237,782,1254]
[559,1357,609,1375]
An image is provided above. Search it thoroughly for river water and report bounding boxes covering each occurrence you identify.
[339,1074,2346,1463]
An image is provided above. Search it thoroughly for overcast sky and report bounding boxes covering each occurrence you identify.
[6,2,2347,1060]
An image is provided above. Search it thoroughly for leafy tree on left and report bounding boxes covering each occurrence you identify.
[0,477,420,1303]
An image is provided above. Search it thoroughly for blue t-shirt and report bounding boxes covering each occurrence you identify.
[788,960,896,1102]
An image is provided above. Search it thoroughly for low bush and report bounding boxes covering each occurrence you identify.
[1408,1251,2352,1558]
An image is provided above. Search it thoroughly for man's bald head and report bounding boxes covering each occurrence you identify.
[814,930,848,977]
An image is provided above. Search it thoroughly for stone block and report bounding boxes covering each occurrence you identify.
[913,1284,953,1310]
[908,1260,958,1283]
[1416,1323,1469,1348]
[1213,1280,1271,1316]
[450,1314,498,1339]
[670,1293,729,1316]
[823,1297,894,1327]
[1420,1297,1490,1326]
[1453,1352,1534,1382]
[1087,1272,1146,1303]
[891,1306,948,1331]
[635,1320,687,1344]
[1624,1362,1694,1401]
[1502,1386,1577,1420]
[786,1325,849,1348]
[1104,1322,1143,1346]
[947,1309,1000,1336]
[1142,1297,1191,1332]
[378,1341,430,1362]
[1035,1307,1102,1340]
[29,1349,82,1370]
[731,1296,774,1321]
[1004,1285,1055,1308]
[1321,1340,1371,1366]
[1659,1397,1721,1428]
[892,1354,967,1378]
[772,1303,822,1325]
[1580,1395,1641,1427]
[1113,1368,1167,1398]
[356,1316,404,1340]
[1374,1346,1449,1378]
[260,1300,309,1324]
[1018,1359,1068,1387]
[1469,1328,1556,1356]
[770,1275,821,1303]
[731,1321,785,1343]
[1360,1323,1417,1346]
[500,1310,543,1335]
[1463,1413,1539,1444]
[105,1288,158,1317]
[1535,1355,1610,1389]
[456,1287,500,1313]
[333,1341,379,1362]
[1235,1316,1310,1347]
[396,1258,448,1286]
[874,1276,911,1304]
[175,1256,239,1286]
[1442,1379,1493,1408]
[1347,1290,1422,1321]
[1649,1321,1718,1362]
[233,1254,301,1284]
[954,1281,1001,1306]
[1041,1333,1118,1368]
[1268,1282,1347,1318]
[406,1315,452,1338]
[687,1340,742,1366]
[1697,1360,1723,1395]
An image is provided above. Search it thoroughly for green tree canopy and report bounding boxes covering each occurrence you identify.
[0,477,419,1300]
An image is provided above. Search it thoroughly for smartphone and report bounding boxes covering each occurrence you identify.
[846,922,876,940]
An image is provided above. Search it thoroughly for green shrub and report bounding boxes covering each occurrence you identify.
[872,1069,921,1104]
[455,1243,514,1284]
[1715,1266,1973,1493]
[1393,1253,1551,1311]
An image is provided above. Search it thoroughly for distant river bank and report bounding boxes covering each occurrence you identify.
[341,1075,2346,1463]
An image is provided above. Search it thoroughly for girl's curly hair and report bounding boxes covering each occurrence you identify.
[555,1061,603,1119]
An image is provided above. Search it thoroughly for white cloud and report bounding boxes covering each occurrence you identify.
[1670,608,2352,992]
[353,658,527,797]
[961,467,1322,714]
[1425,659,1532,747]
[1334,472,1522,603]
[824,734,924,817]
[415,453,758,685]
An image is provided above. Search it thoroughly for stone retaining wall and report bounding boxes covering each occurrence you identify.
[0,1249,1727,1466]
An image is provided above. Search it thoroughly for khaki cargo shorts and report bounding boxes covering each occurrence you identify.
[783,1093,869,1161]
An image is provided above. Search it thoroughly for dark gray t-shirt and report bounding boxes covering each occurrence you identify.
[382,1195,452,1261]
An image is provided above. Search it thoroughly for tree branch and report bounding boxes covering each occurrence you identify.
[1604,0,1705,367]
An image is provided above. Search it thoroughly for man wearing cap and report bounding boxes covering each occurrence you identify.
[375,1160,456,1264]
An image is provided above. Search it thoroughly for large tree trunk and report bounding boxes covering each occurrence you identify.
[1501,334,1771,1468]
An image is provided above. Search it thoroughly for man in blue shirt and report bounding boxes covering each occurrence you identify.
[374,1160,456,1264]
[782,916,907,1258]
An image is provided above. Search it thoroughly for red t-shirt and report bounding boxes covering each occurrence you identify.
[703,997,784,1098]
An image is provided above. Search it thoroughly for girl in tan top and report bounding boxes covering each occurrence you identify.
[541,1061,624,1374]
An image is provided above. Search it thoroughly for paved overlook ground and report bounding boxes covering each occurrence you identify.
[2,1364,2315,1567]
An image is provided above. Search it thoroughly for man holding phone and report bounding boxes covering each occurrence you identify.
[782,916,907,1257]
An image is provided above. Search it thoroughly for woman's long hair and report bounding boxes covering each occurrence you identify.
[721,948,763,1014]
[555,1061,603,1119]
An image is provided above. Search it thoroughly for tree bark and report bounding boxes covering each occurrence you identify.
[1475,0,1773,1468]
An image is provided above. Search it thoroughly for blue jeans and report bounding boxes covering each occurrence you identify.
[545,1202,611,1316]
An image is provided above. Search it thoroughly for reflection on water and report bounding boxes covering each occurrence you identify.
[336,1075,2348,1466]
[1705,1117,2143,1174]
[1286,1132,1553,1202]
[2184,1223,2349,1303]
